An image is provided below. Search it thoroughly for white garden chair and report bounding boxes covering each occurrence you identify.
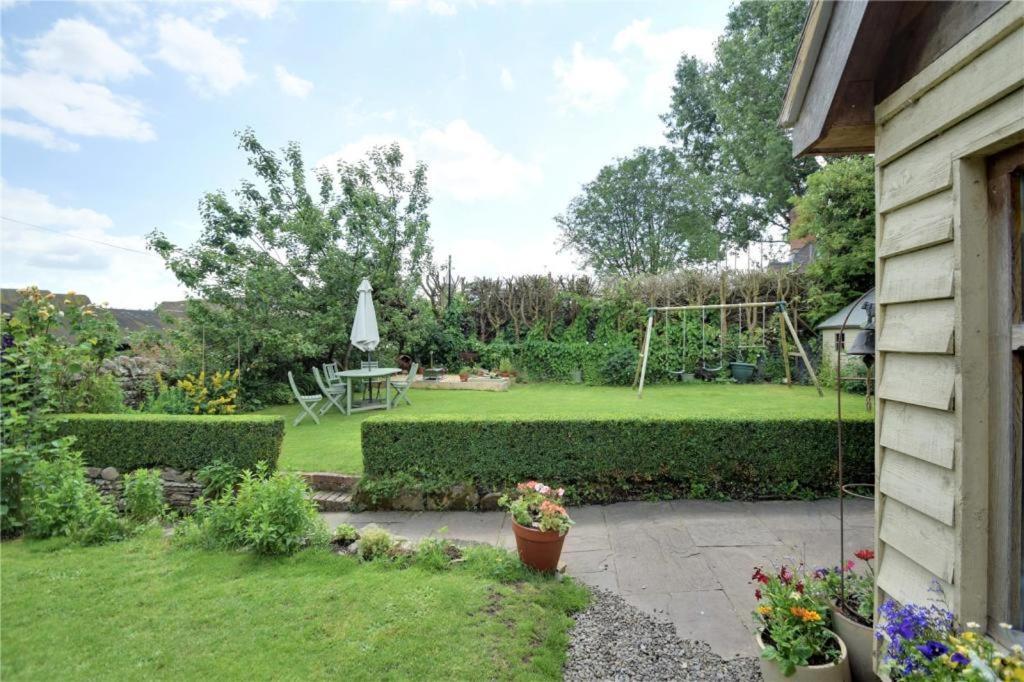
[389,361,418,408]
[313,366,347,416]
[288,371,323,426]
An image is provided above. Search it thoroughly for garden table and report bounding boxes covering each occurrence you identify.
[338,367,401,415]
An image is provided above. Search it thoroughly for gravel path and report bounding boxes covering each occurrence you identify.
[564,589,762,681]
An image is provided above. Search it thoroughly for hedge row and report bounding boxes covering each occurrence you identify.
[56,414,285,472]
[362,416,874,500]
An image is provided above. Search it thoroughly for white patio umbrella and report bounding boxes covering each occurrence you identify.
[350,278,380,360]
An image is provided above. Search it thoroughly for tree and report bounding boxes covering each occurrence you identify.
[147,129,432,402]
[663,0,818,246]
[555,147,721,277]
[790,156,875,325]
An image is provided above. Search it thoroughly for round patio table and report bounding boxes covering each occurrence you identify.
[337,367,401,415]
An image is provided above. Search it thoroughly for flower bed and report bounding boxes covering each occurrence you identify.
[360,415,873,503]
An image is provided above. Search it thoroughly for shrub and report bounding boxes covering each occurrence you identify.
[414,536,460,571]
[234,469,326,555]
[143,381,191,415]
[175,467,325,556]
[55,414,284,472]
[123,469,166,524]
[196,459,243,498]
[357,528,396,562]
[178,369,241,414]
[332,523,359,545]
[362,415,874,501]
[598,346,637,385]
[22,447,124,545]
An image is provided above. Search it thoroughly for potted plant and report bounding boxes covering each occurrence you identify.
[809,551,875,681]
[876,598,1024,679]
[499,481,573,573]
[458,367,471,382]
[498,357,513,378]
[752,564,852,681]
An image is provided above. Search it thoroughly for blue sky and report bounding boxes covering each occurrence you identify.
[1,0,730,308]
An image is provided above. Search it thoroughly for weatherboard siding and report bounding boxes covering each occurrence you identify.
[874,2,1024,630]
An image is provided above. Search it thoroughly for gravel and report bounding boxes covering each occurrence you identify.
[564,589,762,681]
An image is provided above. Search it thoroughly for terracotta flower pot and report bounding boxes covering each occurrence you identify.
[511,520,567,573]
[459,373,469,382]
[500,371,510,378]
[756,629,851,682]
[830,604,877,681]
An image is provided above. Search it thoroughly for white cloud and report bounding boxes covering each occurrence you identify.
[25,18,148,82]
[613,19,719,105]
[1,118,80,151]
[388,0,458,15]
[225,0,279,19]
[155,16,250,96]
[499,66,515,91]
[274,65,313,98]
[552,42,628,112]
[1,71,155,141]
[0,181,185,308]
[316,119,541,202]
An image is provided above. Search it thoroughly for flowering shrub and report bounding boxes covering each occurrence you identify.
[809,548,875,625]
[752,564,842,676]
[877,598,1024,680]
[177,369,240,414]
[499,481,573,534]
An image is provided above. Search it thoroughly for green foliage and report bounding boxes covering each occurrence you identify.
[414,536,458,571]
[754,565,840,675]
[791,156,876,325]
[56,413,284,471]
[123,469,166,524]
[460,544,534,583]
[22,446,125,545]
[357,527,396,562]
[177,369,241,415]
[664,0,816,243]
[176,467,325,555]
[142,382,192,414]
[196,459,243,498]
[556,146,720,275]
[362,415,874,502]
[1,286,123,535]
[598,346,638,386]
[332,523,358,544]
[147,130,432,408]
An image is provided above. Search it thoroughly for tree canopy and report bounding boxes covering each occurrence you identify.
[555,147,721,277]
[147,129,432,401]
[790,155,875,325]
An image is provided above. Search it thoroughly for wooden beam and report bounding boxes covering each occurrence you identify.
[636,311,654,399]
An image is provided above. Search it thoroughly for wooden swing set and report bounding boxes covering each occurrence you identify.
[635,300,823,398]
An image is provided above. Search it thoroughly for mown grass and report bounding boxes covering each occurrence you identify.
[1,530,588,681]
[261,382,868,474]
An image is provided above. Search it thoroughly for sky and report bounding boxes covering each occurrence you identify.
[0,0,732,309]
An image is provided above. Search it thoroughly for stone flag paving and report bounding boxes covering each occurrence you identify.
[322,498,874,659]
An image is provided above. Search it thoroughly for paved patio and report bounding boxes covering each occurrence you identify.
[322,498,874,658]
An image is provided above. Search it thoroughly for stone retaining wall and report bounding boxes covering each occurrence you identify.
[85,466,203,512]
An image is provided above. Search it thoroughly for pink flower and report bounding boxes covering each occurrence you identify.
[556,488,565,497]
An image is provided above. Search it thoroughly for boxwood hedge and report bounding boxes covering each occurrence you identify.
[362,416,874,500]
[56,414,285,472]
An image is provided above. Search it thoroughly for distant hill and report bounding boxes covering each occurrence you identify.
[1,288,187,336]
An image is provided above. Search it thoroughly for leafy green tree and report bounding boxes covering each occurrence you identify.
[555,147,721,277]
[790,156,875,324]
[664,0,818,245]
[148,130,432,402]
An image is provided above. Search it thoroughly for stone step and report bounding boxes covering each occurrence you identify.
[312,491,352,512]
[301,472,360,493]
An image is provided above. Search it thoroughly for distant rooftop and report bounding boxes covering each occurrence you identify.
[1,288,187,335]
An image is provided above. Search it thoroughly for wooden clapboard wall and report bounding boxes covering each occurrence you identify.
[873,2,1024,624]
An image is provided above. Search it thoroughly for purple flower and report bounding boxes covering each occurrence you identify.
[813,567,829,579]
[950,652,969,665]
[914,640,948,660]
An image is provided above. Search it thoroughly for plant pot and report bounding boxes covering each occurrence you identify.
[755,630,851,682]
[459,373,469,382]
[511,520,567,573]
[830,604,877,681]
[500,371,510,378]
[730,362,757,383]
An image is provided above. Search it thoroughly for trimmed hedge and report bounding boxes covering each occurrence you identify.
[56,414,285,472]
[362,416,874,500]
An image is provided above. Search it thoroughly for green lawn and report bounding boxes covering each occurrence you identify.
[1,531,587,681]
[261,383,869,474]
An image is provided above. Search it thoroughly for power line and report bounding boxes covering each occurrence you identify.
[0,215,156,256]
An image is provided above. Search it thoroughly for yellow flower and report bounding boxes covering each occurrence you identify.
[962,632,977,642]
[757,605,772,616]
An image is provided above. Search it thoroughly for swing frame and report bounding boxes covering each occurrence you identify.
[636,300,823,398]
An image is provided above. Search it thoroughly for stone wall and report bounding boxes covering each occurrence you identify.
[85,466,203,512]
[99,355,170,408]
